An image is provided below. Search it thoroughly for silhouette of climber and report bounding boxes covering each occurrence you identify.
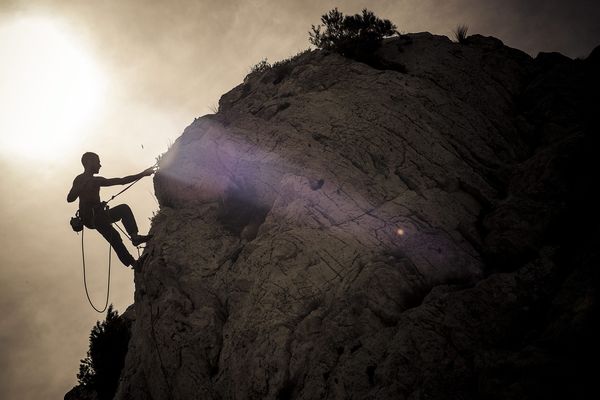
[67,152,154,268]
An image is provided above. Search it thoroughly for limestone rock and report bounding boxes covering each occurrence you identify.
[107,33,598,399]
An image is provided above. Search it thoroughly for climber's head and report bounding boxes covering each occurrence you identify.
[81,152,101,174]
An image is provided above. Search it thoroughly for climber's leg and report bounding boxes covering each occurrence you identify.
[108,204,152,246]
[107,204,139,236]
[95,220,135,267]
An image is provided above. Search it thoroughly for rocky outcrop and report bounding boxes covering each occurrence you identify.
[81,34,599,399]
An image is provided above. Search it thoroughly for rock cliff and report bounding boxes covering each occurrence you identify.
[72,33,600,400]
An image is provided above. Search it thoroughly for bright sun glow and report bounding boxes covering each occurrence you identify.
[0,16,108,160]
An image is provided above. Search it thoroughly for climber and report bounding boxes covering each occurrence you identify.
[67,152,154,269]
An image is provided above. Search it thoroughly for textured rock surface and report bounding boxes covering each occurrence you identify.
[106,34,598,399]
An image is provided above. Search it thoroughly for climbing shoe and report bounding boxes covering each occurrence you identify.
[131,234,152,246]
[132,254,148,271]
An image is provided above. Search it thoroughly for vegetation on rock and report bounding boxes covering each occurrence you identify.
[249,58,271,75]
[309,8,398,60]
[77,305,131,400]
[453,24,469,43]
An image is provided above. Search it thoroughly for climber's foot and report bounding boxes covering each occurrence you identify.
[132,234,152,246]
[132,254,148,272]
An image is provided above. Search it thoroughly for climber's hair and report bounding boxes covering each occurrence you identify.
[81,152,99,168]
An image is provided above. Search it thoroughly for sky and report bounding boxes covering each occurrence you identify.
[0,0,598,398]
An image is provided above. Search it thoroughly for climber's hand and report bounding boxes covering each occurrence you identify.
[142,167,155,177]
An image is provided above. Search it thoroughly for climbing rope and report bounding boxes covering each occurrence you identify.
[81,227,112,313]
[113,221,142,258]
[79,221,144,313]
[106,177,142,205]
[105,162,158,205]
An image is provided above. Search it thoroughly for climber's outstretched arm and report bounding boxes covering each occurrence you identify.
[97,167,155,187]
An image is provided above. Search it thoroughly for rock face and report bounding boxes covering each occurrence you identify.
[109,34,598,399]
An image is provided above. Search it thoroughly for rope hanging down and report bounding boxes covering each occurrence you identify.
[81,227,112,313]
[80,220,141,313]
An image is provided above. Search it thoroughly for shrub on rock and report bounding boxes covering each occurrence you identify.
[77,305,131,400]
[309,8,398,62]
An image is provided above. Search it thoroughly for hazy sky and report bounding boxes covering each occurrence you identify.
[1,1,598,398]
